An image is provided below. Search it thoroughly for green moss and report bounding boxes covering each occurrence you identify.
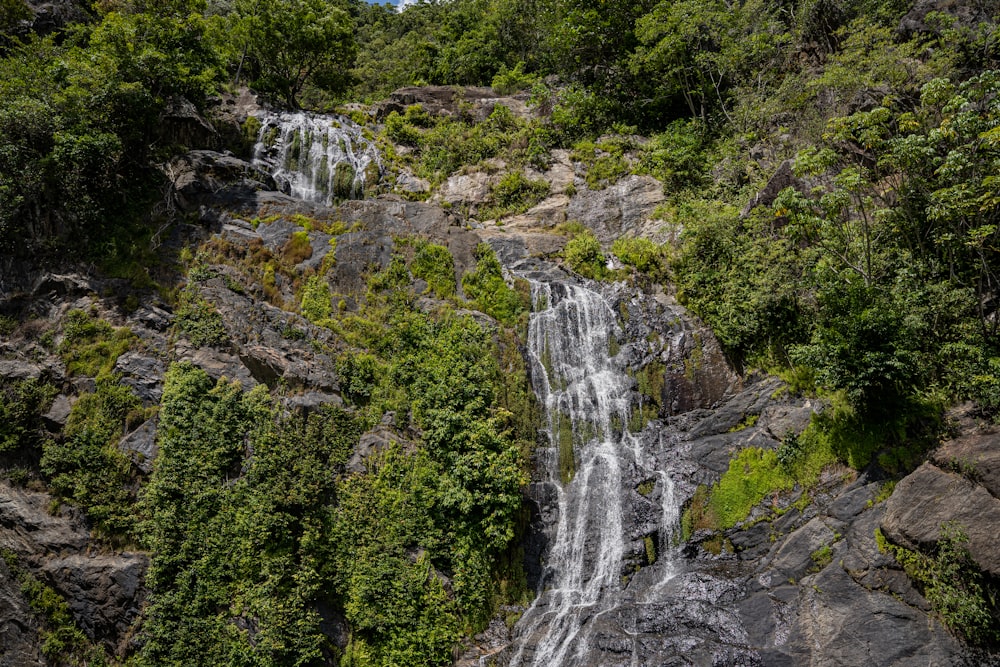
[810,544,833,571]
[637,479,655,496]
[643,535,657,565]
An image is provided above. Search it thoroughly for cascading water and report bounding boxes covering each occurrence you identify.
[251,111,382,204]
[506,278,680,667]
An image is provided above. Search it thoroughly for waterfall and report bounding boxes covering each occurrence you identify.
[251,111,382,204]
[506,279,680,667]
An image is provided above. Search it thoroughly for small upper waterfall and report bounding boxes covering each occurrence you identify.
[506,278,680,667]
[251,111,382,204]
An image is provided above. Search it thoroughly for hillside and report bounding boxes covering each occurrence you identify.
[1,0,999,665]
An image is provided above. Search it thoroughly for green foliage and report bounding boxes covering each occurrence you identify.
[611,237,668,281]
[409,239,456,299]
[140,363,366,664]
[382,103,547,185]
[299,275,332,322]
[41,377,143,540]
[570,139,630,190]
[461,244,528,327]
[0,7,217,257]
[482,171,550,220]
[563,229,606,280]
[174,287,228,348]
[878,524,1000,645]
[59,309,135,378]
[226,0,355,107]
[491,61,539,95]
[0,379,57,455]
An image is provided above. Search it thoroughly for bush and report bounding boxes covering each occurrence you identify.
[410,240,456,298]
[878,523,1000,645]
[59,310,135,378]
[563,229,606,279]
[482,171,549,220]
[462,244,528,327]
[174,287,228,348]
[611,237,668,280]
[300,275,332,322]
[491,61,539,95]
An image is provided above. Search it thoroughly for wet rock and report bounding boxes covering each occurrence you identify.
[882,461,1000,576]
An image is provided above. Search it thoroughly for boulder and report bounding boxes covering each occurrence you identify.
[882,461,1000,576]
[159,96,219,150]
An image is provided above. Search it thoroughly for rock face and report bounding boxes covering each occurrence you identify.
[0,482,147,660]
[882,429,1000,578]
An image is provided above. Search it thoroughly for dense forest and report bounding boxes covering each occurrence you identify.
[1,0,1000,663]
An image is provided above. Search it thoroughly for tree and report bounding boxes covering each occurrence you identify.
[231,0,355,107]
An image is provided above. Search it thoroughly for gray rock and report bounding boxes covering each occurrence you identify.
[114,352,165,404]
[159,96,219,150]
[41,393,73,430]
[932,430,1000,499]
[117,419,157,474]
[166,150,277,212]
[0,558,45,667]
[0,482,147,653]
[740,160,801,218]
[564,175,665,242]
[882,461,1000,576]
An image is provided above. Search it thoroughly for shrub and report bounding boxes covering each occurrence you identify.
[611,237,668,281]
[481,171,549,220]
[300,275,332,323]
[59,309,134,378]
[563,229,606,280]
[410,240,456,299]
[174,287,228,348]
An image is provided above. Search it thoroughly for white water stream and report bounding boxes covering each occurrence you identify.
[251,111,382,204]
[507,279,680,667]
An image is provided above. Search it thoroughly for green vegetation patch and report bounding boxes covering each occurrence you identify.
[41,377,144,541]
[59,309,135,378]
[462,244,529,328]
[877,524,1000,645]
[174,287,228,348]
[481,171,550,220]
[0,379,57,455]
